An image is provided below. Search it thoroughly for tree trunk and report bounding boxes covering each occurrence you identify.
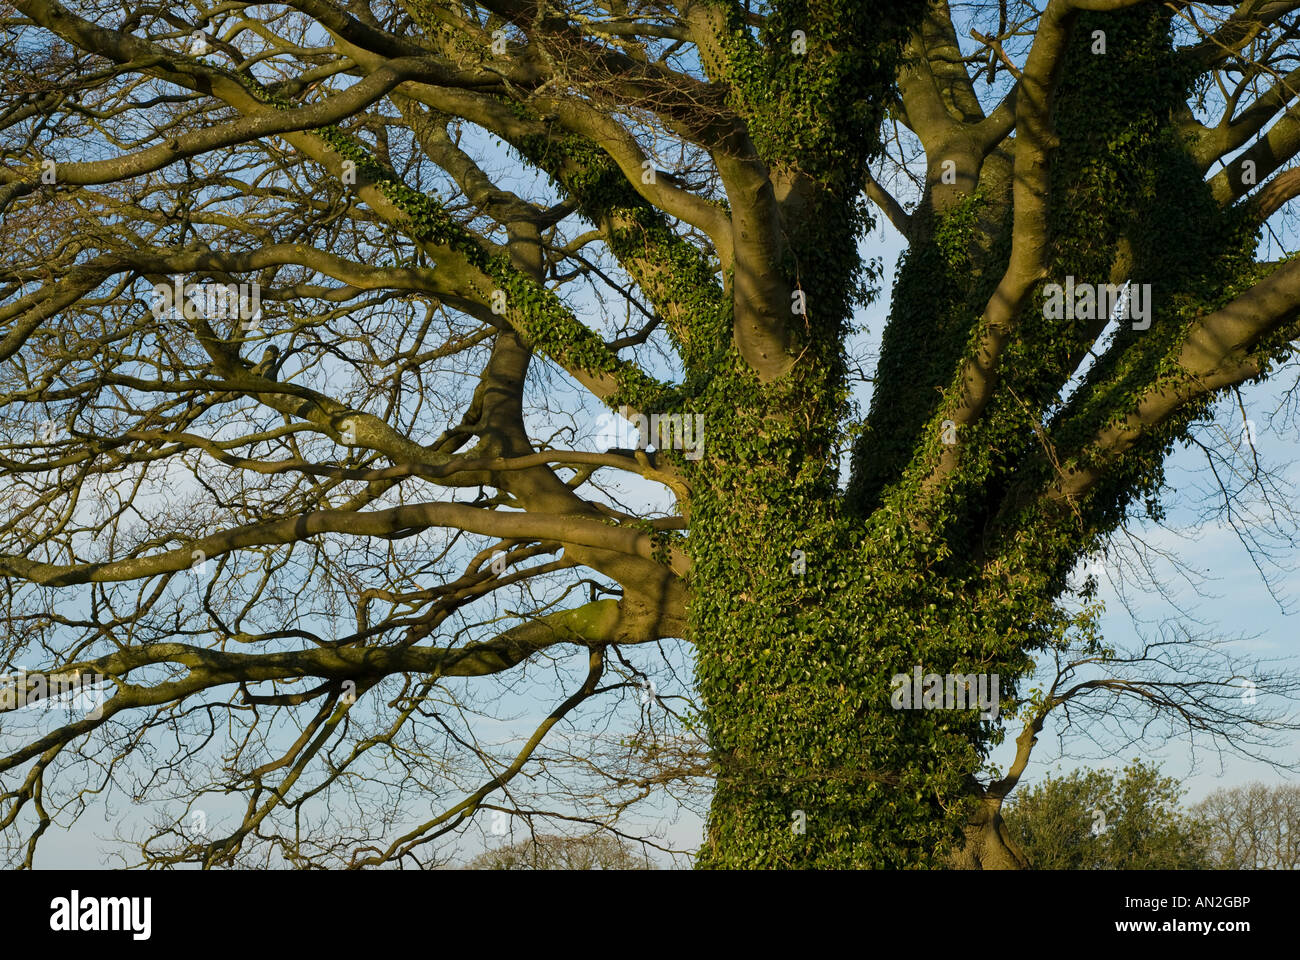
[949,798,1030,870]
[688,369,991,868]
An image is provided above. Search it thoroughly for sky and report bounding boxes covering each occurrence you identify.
[18,169,1300,873]
[7,5,1300,868]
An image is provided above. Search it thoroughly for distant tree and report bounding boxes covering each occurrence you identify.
[1193,783,1300,869]
[466,832,656,870]
[1003,760,1208,869]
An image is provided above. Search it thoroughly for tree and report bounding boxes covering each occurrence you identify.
[1193,782,1300,869]
[465,831,657,869]
[1,0,1300,869]
[1002,760,1208,869]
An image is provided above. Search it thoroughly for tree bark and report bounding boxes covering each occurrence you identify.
[949,797,1030,869]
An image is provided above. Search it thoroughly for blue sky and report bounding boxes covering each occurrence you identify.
[24,186,1300,872]
[7,5,1299,867]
